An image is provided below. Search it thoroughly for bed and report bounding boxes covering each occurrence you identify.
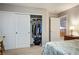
[43,40,79,55]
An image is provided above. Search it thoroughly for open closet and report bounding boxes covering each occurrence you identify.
[30,15,42,46]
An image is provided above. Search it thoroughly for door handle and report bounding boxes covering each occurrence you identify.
[28,32,30,34]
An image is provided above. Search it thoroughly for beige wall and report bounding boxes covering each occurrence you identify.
[0,4,49,46]
[58,5,79,35]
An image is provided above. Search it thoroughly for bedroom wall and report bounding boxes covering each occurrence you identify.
[0,4,49,46]
[58,5,79,35]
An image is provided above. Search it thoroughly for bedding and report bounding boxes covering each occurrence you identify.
[43,40,79,55]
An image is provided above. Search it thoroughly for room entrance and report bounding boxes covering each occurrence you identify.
[30,15,42,46]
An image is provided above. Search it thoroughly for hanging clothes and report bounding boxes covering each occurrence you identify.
[36,23,42,36]
[36,21,38,36]
[39,22,42,35]
[32,23,36,36]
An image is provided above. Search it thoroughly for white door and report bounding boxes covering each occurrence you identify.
[16,14,30,48]
[1,12,16,49]
[0,12,30,49]
[50,18,60,41]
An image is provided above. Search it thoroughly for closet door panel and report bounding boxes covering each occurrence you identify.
[1,12,16,49]
[16,14,30,48]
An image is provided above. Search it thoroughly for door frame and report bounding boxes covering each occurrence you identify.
[49,17,51,41]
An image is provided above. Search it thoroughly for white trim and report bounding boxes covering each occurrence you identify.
[0,11,43,15]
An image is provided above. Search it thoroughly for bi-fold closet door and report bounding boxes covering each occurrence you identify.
[0,12,16,50]
[0,12,30,50]
[16,14,30,48]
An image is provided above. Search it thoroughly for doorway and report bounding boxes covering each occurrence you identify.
[30,15,42,46]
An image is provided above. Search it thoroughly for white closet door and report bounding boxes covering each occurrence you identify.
[50,18,60,41]
[16,14,30,48]
[1,12,16,49]
[0,12,30,49]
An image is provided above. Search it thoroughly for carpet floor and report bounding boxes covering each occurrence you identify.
[4,46,42,55]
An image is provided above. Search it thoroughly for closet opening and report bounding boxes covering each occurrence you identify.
[30,15,42,46]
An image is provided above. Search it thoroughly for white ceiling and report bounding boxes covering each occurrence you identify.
[7,3,79,14]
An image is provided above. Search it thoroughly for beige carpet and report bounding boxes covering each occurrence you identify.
[4,46,42,55]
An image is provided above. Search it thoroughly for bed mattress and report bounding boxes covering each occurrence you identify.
[43,40,79,55]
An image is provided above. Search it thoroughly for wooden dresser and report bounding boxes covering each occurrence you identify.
[64,35,79,40]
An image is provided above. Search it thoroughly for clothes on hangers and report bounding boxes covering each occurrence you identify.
[32,23,36,35]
